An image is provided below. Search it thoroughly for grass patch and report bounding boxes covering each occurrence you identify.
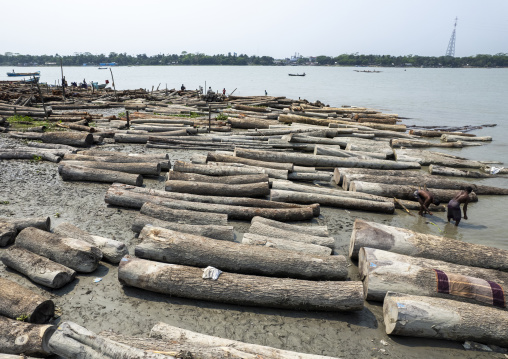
[6,115,62,132]
[0,201,9,205]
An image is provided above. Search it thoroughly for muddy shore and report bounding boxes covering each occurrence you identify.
[0,133,504,359]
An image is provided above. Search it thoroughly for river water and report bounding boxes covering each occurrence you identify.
[2,65,508,248]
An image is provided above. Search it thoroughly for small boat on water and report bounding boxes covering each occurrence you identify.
[98,67,108,70]
[289,73,306,76]
[7,71,40,77]
[354,70,382,73]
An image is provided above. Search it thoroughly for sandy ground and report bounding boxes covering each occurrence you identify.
[0,133,504,359]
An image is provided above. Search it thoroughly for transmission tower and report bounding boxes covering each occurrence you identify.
[445,17,458,57]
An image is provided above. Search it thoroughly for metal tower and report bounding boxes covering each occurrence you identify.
[445,17,458,57]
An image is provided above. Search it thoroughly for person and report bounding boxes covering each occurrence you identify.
[207,86,214,95]
[222,88,226,95]
[447,186,473,226]
[265,90,267,96]
[181,84,186,91]
[413,189,440,216]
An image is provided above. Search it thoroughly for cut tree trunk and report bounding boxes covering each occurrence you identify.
[119,256,361,311]
[383,292,508,346]
[287,171,333,182]
[0,217,50,232]
[349,219,508,272]
[0,246,76,289]
[135,226,348,280]
[314,145,387,159]
[58,164,143,186]
[251,215,329,237]
[59,160,161,176]
[140,202,228,226]
[242,233,332,256]
[248,221,335,248]
[206,152,294,171]
[441,134,492,142]
[66,153,171,171]
[9,132,94,147]
[429,164,493,178]
[0,277,55,324]
[131,214,234,241]
[0,316,54,357]
[165,180,269,197]
[167,171,269,184]
[15,227,102,273]
[0,150,61,163]
[173,160,281,177]
[53,222,128,264]
[334,168,423,186]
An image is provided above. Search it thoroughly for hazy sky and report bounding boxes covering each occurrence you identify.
[2,0,507,58]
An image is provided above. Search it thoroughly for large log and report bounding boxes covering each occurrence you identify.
[119,256,361,310]
[334,167,423,186]
[429,164,492,178]
[0,246,76,289]
[314,145,387,159]
[287,171,333,182]
[167,171,269,184]
[0,316,54,357]
[251,215,329,237]
[132,214,234,241]
[136,227,348,280]
[0,217,50,233]
[394,148,485,168]
[383,292,508,346]
[59,160,161,176]
[47,321,172,359]
[0,150,61,163]
[58,164,143,186]
[206,152,294,171]
[409,129,477,137]
[9,132,93,147]
[140,202,228,226]
[67,153,171,170]
[205,161,289,179]
[349,181,479,203]
[173,160,287,178]
[53,222,128,264]
[149,322,338,359]
[234,148,420,169]
[248,220,335,248]
[359,247,508,306]
[271,189,395,214]
[165,180,270,197]
[390,138,464,148]
[105,183,319,217]
[349,219,508,272]
[0,278,54,324]
[228,117,274,129]
[441,134,492,142]
[15,227,102,273]
[242,233,332,256]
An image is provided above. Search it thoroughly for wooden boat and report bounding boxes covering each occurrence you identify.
[92,82,108,89]
[7,71,40,77]
[289,73,306,76]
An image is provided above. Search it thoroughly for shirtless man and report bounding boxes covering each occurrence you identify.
[447,186,473,226]
[414,189,440,216]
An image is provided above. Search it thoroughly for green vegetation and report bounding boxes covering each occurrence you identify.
[16,314,29,322]
[31,155,42,162]
[6,115,59,131]
[0,201,9,205]
[117,112,126,118]
[215,113,229,121]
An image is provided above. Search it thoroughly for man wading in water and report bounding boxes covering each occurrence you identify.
[447,186,473,226]
[414,189,440,216]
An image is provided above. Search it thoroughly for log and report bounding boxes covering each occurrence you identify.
[0,217,50,233]
[59,160,161,176]
[167,171,269,184]
[136,227,348,280]
[140,202,228,226]
[409,129,477,137]
[58,164,143,186]
[205,161,289,180]
[349,219,508,272]
[228,117,273,129]
[349,181,479,203]
[132,214,234,241]
[0,150,61,163]
[206,152,294,171]
[119,256,362,311]
[248,221,335,248]
[383,292,508,346]
[394,149,485,168]
[66,153,171,170]
[53,222,128,264]
[390,139,463,148]
[441,134,492,142]
[47,321,172,359]
[429,164,492,178]
[234,148,420,169]
[334,167,423,186]
[15,227,102,273]
[0,246,76,289]
[242,233,332,256]
[0,278,54,324]
[165,180,270,197]
[251,216,329,237]
[173,160,282,177]
[271,189,395,214]
[314,145,387,159]
[287,171,333,182]
[0,316,54,357]
[359,247,508,306]
[105,183,319,217]
[9,132,94,147]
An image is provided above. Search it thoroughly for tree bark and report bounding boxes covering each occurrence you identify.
[242,233,332,256]
[0,223,17,247]
[429,164,492,178]
[333,168,423,186]
[132,214,234,241]
[136,227,348,280]
[0,150,61,163]
[53,222,128,264]
[441,134,492,142]
[165,180,270,197]
[167,171,269,184]
[119,256,360,310]
[251,215,329,237]
[390,139,463,148]
[202,161,289,179]
[349,219,508,272]
[47,321,173,359]
[15,227,102,273]
[409,130,477,137]
[394,148,485,168]
[58,164,143,186]
[60,160,161,176]
[140,202,228,226]
[234,148,420,169]
[206,152,294,171]
[0,278,54,324]
[9,132,93,147]
[287,171,333,182]
[0,246,76,289]
[271,189,395,214]
[67,153,171,170]
[248,221,335,248]
[0,217,50,232]
[314,145,387,159]
[383,292,508,346]
[0,316,54,357]
[228,117,274,129]
[173,160,284,177]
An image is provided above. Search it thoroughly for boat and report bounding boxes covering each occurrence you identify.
[98,67,108,69]
[288,73,306,76]
[6,71,40,77]
[92,82,108,89]
[354,70,382,73]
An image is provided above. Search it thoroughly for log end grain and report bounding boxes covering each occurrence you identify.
[31,300,56,324]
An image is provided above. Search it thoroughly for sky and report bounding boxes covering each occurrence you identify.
[2,0,507,58]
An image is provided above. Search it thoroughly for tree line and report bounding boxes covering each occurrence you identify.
[1,52,508,67]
